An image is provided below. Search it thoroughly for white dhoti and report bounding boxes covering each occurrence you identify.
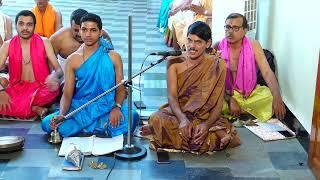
[57,55,67,85]
[57,54,67,73]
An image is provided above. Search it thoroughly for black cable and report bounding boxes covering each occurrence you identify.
[106,153,116,180]
[137,54,150,123]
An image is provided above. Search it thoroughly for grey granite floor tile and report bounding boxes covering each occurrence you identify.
[0,121,35,129]
[227,158,279,178]
[105,169,141,180]
[27,123,47,135]
[24,134,55,149]
[0,160,9,174]
[276,169,315,180]
[263,139,306,153]
[186,167,233,180]
[269,152,309,170]
[5,149,61,168]
[184,151,230,168]
[0,128,29,136]
[48,178,93,180]
[1,167,49,180]
[48,156,111,180]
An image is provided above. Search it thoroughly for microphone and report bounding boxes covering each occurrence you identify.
[150,50,182,57]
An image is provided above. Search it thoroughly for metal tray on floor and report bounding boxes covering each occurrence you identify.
[0,136,25,152]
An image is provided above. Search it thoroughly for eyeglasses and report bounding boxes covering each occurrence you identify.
[224,25,243,32]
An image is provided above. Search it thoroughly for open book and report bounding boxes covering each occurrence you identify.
[58,134,123,156]
[244,119,295,141]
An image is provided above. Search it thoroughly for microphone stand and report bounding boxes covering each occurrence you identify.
[114,15,146,160]
[113,58,166,160]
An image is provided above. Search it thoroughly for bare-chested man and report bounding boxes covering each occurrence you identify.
[50,9,112,70]
[215,13,286,122]
[0,10,62,119]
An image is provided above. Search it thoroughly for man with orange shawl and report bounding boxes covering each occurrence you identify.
[32,0,62,38]
[0,10,62,119]
[215,13,286,122]
[141,21,240,154]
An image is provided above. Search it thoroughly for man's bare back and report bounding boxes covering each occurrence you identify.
[50,27,81,59]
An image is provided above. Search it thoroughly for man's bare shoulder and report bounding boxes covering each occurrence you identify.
[250,39,263,51]
[108,50,120,57]
[66,50,82,67]
[41,36,49,41]
[68,49,82,60]
[52,6,62,16]
[108,50,122,63]
[40,37,51,47]
[50,27,72,41]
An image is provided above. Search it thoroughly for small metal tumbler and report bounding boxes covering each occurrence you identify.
[48,129,62,144]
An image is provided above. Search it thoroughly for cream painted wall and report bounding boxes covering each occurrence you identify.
[256,0,320,133]
[211,0,245,43]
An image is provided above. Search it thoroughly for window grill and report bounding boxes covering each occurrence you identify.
[244,0,257,31]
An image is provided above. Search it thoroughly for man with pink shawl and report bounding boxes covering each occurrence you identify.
[215,13,286,122]
[0,10,62,119]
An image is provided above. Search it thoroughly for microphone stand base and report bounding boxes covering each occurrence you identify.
[114,144,147,160]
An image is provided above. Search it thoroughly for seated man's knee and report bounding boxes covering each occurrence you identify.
[149,111,163,125]
[58,119,80,137]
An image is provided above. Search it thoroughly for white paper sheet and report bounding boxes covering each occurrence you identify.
[58,135,123,156]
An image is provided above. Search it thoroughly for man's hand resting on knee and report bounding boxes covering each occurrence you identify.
[192,122,209,145]
[45,74,60,92]
[109,107,124,128]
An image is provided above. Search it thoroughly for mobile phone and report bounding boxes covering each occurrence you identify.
[157,151,170,164]
[278,130,294,138]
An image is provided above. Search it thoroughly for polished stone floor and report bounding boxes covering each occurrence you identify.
[0,0,316,179]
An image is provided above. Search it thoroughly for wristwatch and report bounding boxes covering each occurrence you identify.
[112,103,122,109]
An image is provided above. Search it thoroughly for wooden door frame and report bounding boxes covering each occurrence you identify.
[309,51,320,178]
